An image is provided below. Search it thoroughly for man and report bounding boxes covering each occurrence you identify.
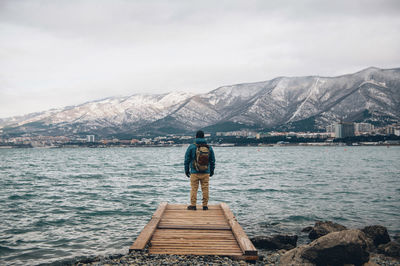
[184,130,215,210]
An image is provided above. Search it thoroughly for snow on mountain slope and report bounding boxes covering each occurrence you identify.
[1,67,399,136]
[223,67,400,129]
[1,92,194,128]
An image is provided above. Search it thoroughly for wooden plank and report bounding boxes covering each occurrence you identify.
[150,244,241,249]
[229,219,258,255]
[166,204,221,210]
[129,202,168,252]
[152,229,235,236]
[159,220,228,223]
[161,214,226,218]
[164,209,223,213]
[151,240,238,244]
[149,250,244,256]
[162,215,224,218]
[130,202,257,259]
[152,201,168,219]
[232,255,260,261]
[152,236,236,240]
[153,230,235,236]
[158,225,231,230]
[160,217,227,220]
[162,215,224,219]
[220,202,235,220]
[152,238,237,242]
[149,247,242,252]
[158,223,229,228]
[161,218,226,221]
[159,221,228,225]
[152,234,236,240]
[220,203,258,256]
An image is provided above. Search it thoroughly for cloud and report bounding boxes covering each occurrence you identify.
[0,0,399,117]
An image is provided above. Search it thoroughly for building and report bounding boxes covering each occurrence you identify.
[385,125,396,135]
[326,124,335,133]
[216,130,257,137]
[335,122,354,138]
[86,135,95,142]
[354,122,374,133]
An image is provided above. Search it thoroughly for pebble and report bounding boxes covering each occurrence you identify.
[71,250,399,265]
[72,251,275,266]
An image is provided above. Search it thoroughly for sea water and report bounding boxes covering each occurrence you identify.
[0,146,399,265]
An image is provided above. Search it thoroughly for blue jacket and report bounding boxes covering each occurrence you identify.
[184,138,215,174]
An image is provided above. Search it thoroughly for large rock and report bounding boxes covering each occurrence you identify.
[309,221,347,240]
[301,226,313,233]
[377,241,400,258]
[250,235,298,250]
[280,229,371,266]
[394,234,400,244]
[362,225,391,247]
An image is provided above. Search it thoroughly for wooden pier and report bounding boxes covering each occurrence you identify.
[129,202,258,260]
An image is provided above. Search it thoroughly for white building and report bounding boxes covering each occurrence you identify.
[354,123,374,133]
[87,135,95,142]
[216,130,257,137]
[326,124,335,133]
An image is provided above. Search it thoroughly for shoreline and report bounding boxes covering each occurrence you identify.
[13,221,400,265]
[1,143,400,149]
[42,249,400,266]
[44,224,400,266]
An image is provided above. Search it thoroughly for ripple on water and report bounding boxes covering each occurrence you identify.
[0,146,399,265]
[7,193,36,200]
[68,173,104,179]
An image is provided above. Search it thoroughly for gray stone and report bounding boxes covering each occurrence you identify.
[378,241,400,258]
[394,233,400,244]
[301,226,313,233]
[250,234,298,250]
[362,225,391,247]
[280,229,371,266]
[308,220,347,240]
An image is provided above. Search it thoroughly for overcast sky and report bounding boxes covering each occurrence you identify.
[0,0,399,118]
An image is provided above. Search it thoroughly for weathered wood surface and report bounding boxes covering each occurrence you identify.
[129,202,258,260]
[129,202,167,251]
[220,202,258,255]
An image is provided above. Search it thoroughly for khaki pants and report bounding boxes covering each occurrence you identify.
[190,173,210,206]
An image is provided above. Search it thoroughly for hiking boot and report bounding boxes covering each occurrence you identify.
[187,205,196,210]
[203,206,208,210]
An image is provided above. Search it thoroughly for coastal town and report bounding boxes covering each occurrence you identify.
[1,122,399,148]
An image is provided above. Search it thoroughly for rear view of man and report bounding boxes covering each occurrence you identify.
[184,130,215,210]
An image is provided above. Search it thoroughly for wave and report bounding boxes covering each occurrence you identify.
[281,215,317,223]
[247,188,281,193]
[8,193,36,200]
[0,245,18,256]
[68,173,104,179]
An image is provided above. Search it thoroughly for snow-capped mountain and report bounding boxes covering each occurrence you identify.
[1,67,399,137]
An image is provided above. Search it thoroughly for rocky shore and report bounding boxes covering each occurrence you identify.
[251,222,400,266]
[67,222,399,266]
[69,250,399,266]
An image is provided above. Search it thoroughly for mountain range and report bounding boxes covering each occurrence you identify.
[1,67,399,138]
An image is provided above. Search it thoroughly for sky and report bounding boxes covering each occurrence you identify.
[0,0,400,118]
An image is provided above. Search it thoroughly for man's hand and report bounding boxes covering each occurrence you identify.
[210,170,214,177]
[185,171,190,178]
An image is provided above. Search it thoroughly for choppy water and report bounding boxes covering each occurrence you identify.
[0,146,399,265]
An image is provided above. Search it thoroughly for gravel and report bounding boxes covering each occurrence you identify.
[68,250,399,266]
[70,250,277,266]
